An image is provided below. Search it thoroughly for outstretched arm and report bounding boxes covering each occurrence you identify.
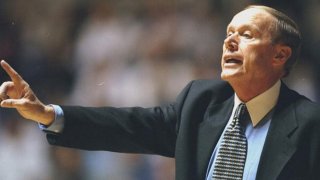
[0,60,55,125]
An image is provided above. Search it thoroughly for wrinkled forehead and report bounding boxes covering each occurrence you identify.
[227,8,275,33]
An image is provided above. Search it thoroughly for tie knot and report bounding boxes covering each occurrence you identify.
[234,103,249,123]
[234,103,248,119]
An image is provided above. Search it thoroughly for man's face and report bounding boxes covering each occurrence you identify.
[221,8,278,85]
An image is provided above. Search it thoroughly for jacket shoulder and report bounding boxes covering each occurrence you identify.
[280,83,320,111]
[175,79,234,116]
[279,83,320,123]
[187,79,234,101]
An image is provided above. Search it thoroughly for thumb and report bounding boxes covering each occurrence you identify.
[1,99,28,108]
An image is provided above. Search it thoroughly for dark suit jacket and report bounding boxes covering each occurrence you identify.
[47,80,320,180]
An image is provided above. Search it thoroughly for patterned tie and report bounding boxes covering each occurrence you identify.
[212,103,248,180]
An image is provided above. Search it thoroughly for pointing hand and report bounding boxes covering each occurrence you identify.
[0,60,54,125]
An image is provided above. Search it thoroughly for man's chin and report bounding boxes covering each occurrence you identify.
[220,72,240,81]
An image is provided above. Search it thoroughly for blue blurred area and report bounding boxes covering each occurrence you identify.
[0,0,318,179]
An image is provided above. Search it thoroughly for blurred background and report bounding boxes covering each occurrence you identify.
[0,0,319,179]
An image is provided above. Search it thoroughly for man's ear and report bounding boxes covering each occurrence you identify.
[273,44,292,65]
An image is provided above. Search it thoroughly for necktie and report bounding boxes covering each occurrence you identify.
[212,103,248,180]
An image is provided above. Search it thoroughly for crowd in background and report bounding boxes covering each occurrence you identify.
[0,0,319,179]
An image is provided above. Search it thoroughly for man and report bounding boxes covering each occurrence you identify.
[0,5,319,180]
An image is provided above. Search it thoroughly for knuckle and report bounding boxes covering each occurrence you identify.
[1,81,11,86]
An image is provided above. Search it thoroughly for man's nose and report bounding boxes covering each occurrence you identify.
[224,34,239,51]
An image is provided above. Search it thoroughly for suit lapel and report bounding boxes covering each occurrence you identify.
[196,96,234,179]
[256,83,299,180]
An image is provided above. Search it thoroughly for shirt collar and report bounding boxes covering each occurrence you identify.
[234,80,281,127]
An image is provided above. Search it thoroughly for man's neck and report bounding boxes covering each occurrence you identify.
[230,79,280,102]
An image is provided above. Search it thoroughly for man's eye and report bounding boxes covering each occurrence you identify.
[242,33,252,38]
[226,32,233,37]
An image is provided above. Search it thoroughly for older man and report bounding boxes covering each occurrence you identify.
[0,5,319,180]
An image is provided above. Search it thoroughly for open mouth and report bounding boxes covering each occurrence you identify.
[225,58,242,64]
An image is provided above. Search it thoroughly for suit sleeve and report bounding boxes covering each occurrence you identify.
[46,81,194,157]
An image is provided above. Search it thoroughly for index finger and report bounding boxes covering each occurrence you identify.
[1,60,24,83]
